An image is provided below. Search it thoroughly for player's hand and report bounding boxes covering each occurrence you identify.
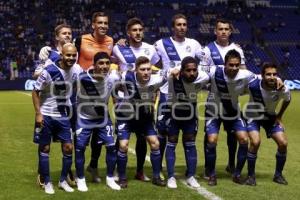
[116,38,127,46]
[39,46,51,61]
[35,113,44,128]
[276,78,285,91]
[170,68,180,79]
[275,116,284,128]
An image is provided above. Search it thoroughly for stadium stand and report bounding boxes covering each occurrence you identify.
[0,0,299,80]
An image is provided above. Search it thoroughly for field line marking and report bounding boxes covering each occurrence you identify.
[128,147,222,200]
[18,91,32,97]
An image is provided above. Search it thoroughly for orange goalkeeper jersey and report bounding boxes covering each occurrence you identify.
[75,33,113,70]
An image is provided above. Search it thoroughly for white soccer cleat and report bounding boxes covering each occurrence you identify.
[86,166,101,183]
[186,176,200,188]
[167,177,177,189]
[106,176,121,190]
[58,180,74,192]
[76,177,88,192]
[44,182,55,194]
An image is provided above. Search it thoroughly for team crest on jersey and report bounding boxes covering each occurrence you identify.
[186,45,191,53]
[107,82,113,90]
[148,85,155,92]
[235,80,243,86]
[144,49,150,56]
[169,61,176,68]
[72,73,77,80]
[271,94,279,101]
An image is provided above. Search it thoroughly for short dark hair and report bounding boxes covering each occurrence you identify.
[55,24,71,37]
[261,62,277,75]
[94,52,110,64]
[224,49,241,65]
[126,17,144,31]
[181,56,197,72]
[172,14,187,27]
[215,18,233,30]
[135,56,150,68]
[92,11,108,23]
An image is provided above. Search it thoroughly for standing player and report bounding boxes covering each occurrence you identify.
[200,18,246,176]
[32,43,82,194]
[154,14,203,175]
[165,56,209,189]
[112,17,161,182]
[204,50,255,186]
[244,63,290,186]
[75,52,120,191]
[35,24,77,187]
[115,56,167,188]
[38,12,114,183]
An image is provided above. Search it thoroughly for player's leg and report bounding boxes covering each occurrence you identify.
[86,130,102,182]
[116,120,131,188]
[204,116,221,186]
[233,124,248,184]
[181,117,200,188]
[245,120,261,186]
[165,116,179,188]
[99,122,120,190]
[226,129,237,174]
[156,93,169,176]
[272,130,288,185]
[135,134,149,181]
[146,134,166,187]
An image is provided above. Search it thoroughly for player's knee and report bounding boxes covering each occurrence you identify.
[167,135,178,143]
[63,143,73,154]
[182,134,196,142]
[207,136,217,145]
[149,139,159,150]
[119,141,129,152]
[39,144,50,153]
[238,136,248,145]
[251,138,260,148]
[278,139,288,150]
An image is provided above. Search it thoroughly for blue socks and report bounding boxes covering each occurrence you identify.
[183,141,197,177]
[165,142,176,178]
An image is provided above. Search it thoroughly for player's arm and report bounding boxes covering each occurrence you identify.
[276,90,291,123]
[74,36,82,54]
[32,89,43,127]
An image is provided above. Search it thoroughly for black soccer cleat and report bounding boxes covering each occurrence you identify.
[245,176,256,186]
[152,177,166,187]
[118,178,128,188]
[232,175,244,185]
[208,175,217,186]
[273,175,288,185]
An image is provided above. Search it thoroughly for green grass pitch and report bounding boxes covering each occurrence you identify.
[0,91,299,200]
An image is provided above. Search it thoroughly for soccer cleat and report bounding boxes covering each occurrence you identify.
[152,176,166,187]
[44,182,55,194]
[273,175,288,185]
[186,176,200,188]
[76,177,88,192]
[37,174,45,188]
[66,170,76,187]
[232,175,244,185]
[208,175,217,186]
[225,165,235,175]
[106,176,121,190]
[203,168,210,180]
[58,180,74,192]
[118,178,128,188]
[167,177,177,189]
[135,172,150,182]
[245,176,256,186]
[86,166,101,183]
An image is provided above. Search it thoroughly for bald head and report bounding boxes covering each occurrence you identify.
[60,43,77,69]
